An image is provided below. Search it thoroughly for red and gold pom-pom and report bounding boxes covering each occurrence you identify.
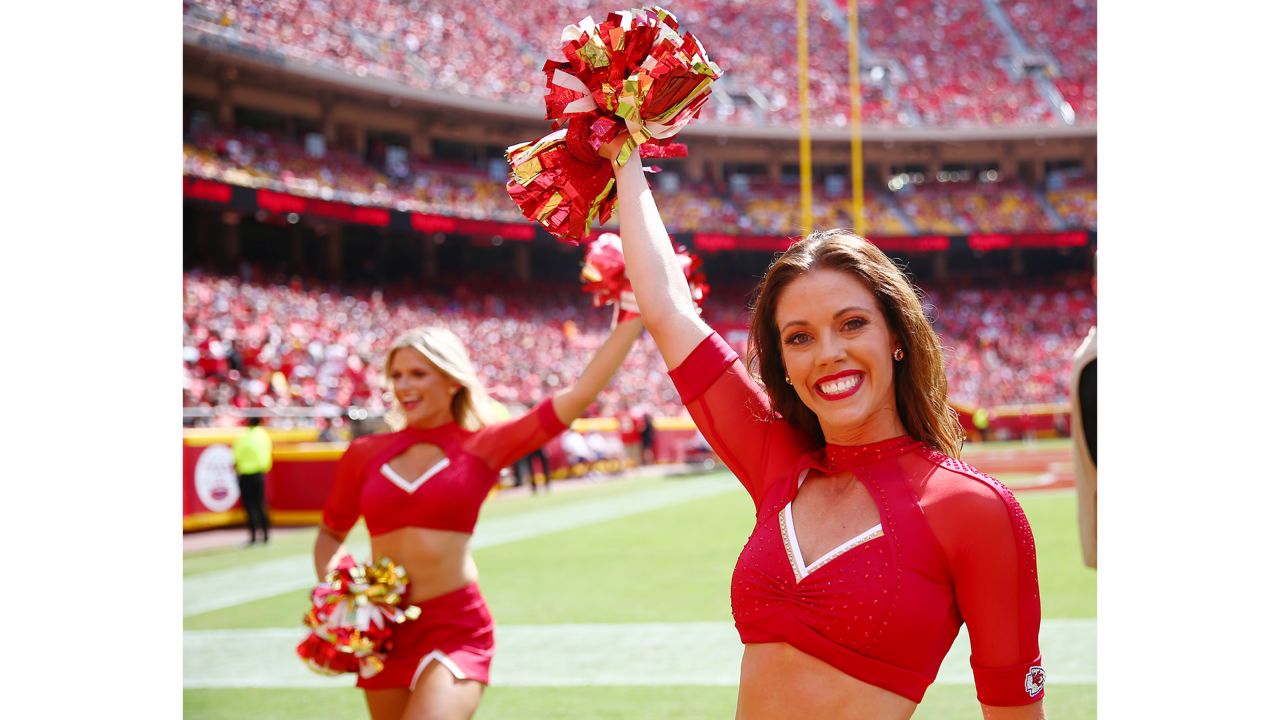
[579,233,639,321]
[507,5,721,244]
[296,556,422,678]
[580,233,709,318]
[507,116,621,245]
[674,244,710,308]
[550,6,721,166]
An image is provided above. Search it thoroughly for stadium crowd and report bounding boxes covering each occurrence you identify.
[858,0,1054,126]
[998,0,1097,120]
[183,0,1096,128]
[928,281,1095,410]
[183,271,682,426]
[184,270,1095,428]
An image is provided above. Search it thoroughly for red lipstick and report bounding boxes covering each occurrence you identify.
[812,370,864,401]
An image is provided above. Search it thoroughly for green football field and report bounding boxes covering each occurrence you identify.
[184,461,1096,718]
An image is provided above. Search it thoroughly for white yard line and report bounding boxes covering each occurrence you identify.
[184,475,738,617]
[184,619,1096,688]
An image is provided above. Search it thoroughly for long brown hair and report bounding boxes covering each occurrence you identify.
[747,230,964,456]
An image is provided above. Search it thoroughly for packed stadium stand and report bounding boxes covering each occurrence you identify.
[183,271,683,424]
[997,0,1097,121]
[183,269,1095,427]
[183,0,1095,128]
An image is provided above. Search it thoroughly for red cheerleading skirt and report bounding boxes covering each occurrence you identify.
[356,582,495,690]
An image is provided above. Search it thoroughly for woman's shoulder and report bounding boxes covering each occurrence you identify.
[341,430,402,461]
[914,447,1036,561]
[917,447,1023,517]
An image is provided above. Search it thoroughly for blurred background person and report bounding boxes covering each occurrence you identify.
[232,415,273,546]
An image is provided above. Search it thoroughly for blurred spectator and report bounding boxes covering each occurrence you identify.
[618,408,642,468]
[232,416,274,546]
[512,447,551,493]
[639,411,656,466]
[561,428,594,467]
[317,417,339,442]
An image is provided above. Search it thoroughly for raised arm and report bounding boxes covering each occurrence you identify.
[613,154,812,507]
[465,316,643,471]
[613,152,713,369]
[551,315,645,424]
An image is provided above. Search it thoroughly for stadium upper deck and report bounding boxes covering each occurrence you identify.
[182,0,1095,129]
[183,124,1098,234]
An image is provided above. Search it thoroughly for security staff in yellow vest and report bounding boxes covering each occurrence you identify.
[233,416,274,545]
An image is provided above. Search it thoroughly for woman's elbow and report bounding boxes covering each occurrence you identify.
[639,301,698,336]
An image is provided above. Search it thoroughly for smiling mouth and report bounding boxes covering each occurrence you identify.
[814,372,864,400]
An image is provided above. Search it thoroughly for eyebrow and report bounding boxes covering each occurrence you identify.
[779,306,873,331]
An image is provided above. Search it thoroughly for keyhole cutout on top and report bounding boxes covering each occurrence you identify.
[782,469,884,581]
[382,442,450,494]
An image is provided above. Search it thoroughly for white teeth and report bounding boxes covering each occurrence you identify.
[818,376,859,395]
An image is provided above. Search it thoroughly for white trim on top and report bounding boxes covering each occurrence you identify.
[781,470,884,581]
[380,457,451,494]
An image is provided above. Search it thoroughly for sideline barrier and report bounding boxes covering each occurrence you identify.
[184,405,1069,532]
[183,419,700,532]
[952,402,1070,442]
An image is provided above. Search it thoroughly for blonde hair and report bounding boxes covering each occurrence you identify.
[747,230,965,457]
[383,326,496,431]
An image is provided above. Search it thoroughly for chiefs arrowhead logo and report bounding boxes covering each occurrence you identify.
[1025,665,1046,696]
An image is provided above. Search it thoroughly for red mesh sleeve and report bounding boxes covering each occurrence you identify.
[321,435,378,536]
[668,332,809,508]
[465,398,568,471]
[922,462,1044,706]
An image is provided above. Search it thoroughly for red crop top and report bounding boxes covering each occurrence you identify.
[322,399,567,537]
[669,332,1045,707]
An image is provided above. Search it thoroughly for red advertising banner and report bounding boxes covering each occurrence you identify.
[184,443,242,517]
[694,233,953,254]
[183,177,233,204]
[255,188,306,215]
[410,213,536,241]
[969,231,1089,251]
[693,233,794,252]
[256,189,391,227]
[969,234,1013,252]
[869,235,951,252]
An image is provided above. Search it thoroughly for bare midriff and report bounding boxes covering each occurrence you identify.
[371,526,478,604]
[737,643,917,720]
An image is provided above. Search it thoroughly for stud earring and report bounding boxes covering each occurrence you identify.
[893,347,904,361]
[785,376,793,385]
